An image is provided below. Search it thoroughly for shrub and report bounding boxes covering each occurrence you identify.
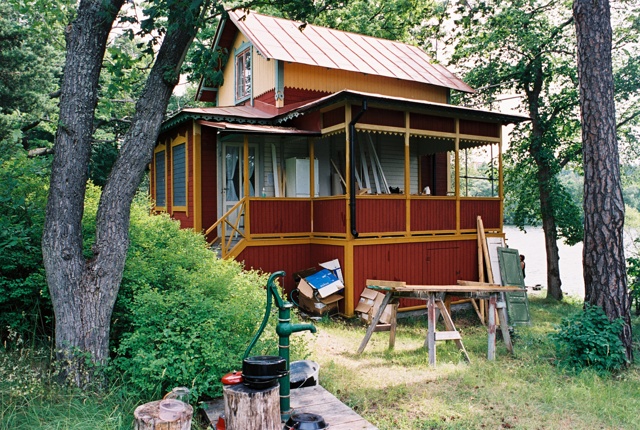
[550,304,627,373]
[0,142,51,344]
[111,194,302,402]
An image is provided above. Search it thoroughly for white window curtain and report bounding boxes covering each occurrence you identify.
[226,148,239,201]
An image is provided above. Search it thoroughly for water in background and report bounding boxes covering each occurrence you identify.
[503,225,584,298]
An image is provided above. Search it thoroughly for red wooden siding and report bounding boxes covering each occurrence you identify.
[353,105,405,128]
[237,244,312,293]
[162,123,194,229]
[313,199,346,234]
[410,113,455,133]
[460,199,500,229]
[322,106,345,128]
[250,200,311,234]
[356,198,405,233]
[353,239,478,308]
[459,119,500,138]
[201,128,218,239]
[410,199,456,231]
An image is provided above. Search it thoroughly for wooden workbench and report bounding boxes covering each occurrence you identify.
[357,280,522,366]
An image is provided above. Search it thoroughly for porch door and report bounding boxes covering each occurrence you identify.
[222,143,257,233]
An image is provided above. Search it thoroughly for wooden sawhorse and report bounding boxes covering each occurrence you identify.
[357,280,521,366]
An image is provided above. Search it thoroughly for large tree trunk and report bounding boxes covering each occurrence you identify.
[42,0,207,386]
[42,0,125,386]
[574,0,633,361]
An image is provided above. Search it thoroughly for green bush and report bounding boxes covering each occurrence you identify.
[0,142,51,343]
[111,194,300,402]
[550,304,628,373]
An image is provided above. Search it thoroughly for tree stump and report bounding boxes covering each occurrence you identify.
[223,383,280,430]
[134,400,193,430]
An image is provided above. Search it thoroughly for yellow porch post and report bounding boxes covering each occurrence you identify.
[498,126,504,232]
[243,134,250,237]
[404,111,411,237]
[455,119,460,234]
[344,104,354,316]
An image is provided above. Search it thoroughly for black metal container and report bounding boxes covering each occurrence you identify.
[283,413,329,429]
[242,355,287,389]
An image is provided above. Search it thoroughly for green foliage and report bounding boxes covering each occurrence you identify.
[0,142,51,343]
[551,304,628,373]
[627,238,640,315]
[109,195,292,401]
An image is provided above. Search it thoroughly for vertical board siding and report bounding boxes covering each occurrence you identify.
[237,244,312,293]
[353,239,478,309]
[322,106,345,128]
[460,199,501,229]
[356,198,405,233]
[249,200,311,234]
[410,113,455,133]
[313,199,346,234]
[459,120,500,138]
[410,199,456,231]
[201,129,218,239]
[354,106,405,128]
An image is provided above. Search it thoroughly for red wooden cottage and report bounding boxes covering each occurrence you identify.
[151,9,528,315]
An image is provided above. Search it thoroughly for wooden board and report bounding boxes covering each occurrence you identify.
[291,385,378,429]
[201,385,377,430]
[366,284,522,293]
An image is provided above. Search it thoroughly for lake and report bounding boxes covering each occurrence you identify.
[503,225,584,298]
[503,225,638,299]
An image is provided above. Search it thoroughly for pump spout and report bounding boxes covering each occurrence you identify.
[277,321,317,337]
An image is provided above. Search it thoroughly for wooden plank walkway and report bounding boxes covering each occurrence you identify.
[201,384,377,429]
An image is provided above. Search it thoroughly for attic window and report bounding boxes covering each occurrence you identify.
[235,47,251,102]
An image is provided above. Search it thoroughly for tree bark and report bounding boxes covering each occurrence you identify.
[574,0,633,361]
[42,0,208,386]
[526,60,563,300]
[42,0,125,386]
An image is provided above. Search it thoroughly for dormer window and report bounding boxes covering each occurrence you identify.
[235,46,251,102]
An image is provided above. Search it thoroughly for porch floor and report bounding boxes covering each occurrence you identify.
[200,384,378,429]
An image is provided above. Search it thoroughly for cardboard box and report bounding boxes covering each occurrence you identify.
[302,269,343,298]
[355,288,393,324]
[297,291,343,316]
[297,276,343,316]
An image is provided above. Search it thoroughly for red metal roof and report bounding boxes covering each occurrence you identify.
[228,10,474,93]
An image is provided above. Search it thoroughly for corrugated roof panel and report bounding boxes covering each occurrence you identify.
[228,10,473,93]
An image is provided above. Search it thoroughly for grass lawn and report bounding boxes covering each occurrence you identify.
[310,295,640,430]
[1,295,638,429]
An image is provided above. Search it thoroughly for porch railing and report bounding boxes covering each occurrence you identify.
[205,197,247,258]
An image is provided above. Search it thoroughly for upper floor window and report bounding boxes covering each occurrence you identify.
[235,47,251,102]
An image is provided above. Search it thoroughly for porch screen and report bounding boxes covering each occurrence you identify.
[155,150,166,207]
[172,143,186,207]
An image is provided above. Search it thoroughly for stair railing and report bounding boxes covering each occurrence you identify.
[205,197,247,258]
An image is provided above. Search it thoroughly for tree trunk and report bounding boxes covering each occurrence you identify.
[537,165,563,300]
[574,0,633,361]
[42,0,207,386]
[223,384,281,430]
[42,0,125,386]
[527,69,564,301]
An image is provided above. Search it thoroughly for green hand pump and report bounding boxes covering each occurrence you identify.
[243,271,316,420]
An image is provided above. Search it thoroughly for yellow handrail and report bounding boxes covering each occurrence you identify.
[205,198,247,258]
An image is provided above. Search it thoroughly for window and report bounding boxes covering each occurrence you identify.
[154,150,166,207]
[172,143,186,207]
[235,47,251,101]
